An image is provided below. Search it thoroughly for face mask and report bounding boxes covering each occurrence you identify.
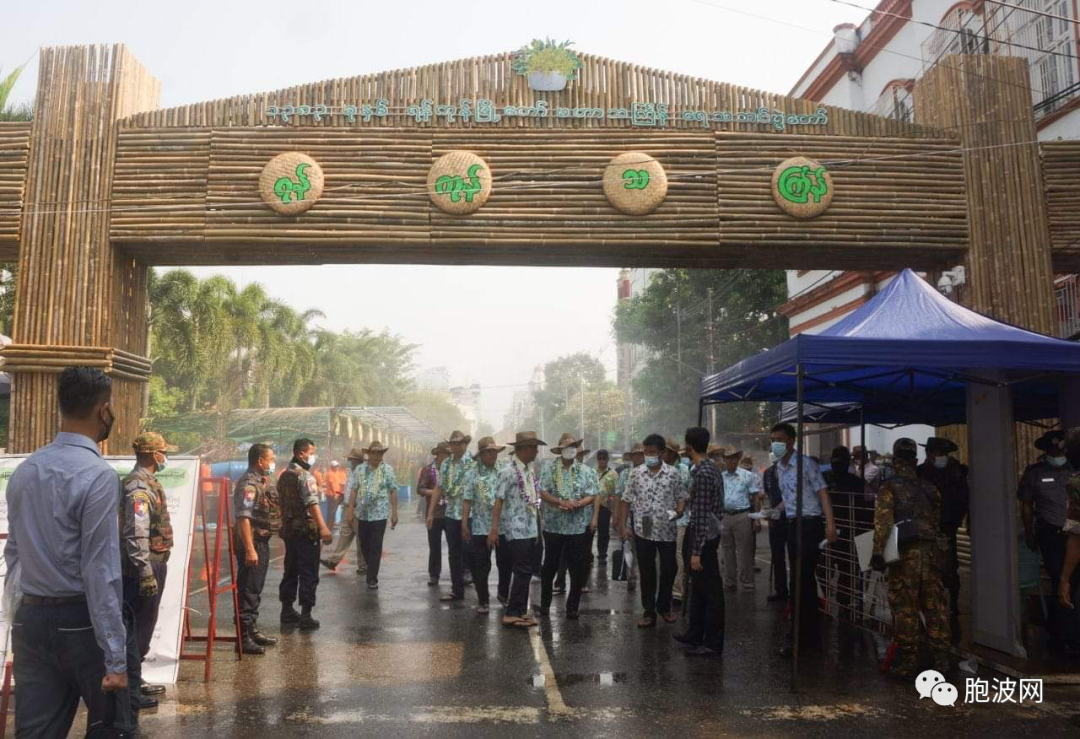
[1047,456,1068,468]
[308,454,318,467]
[266,462,276,475]
[98,405,115,443]
[644,456,661,468]
[933,456,948,469]
[156,454,168,472]
[561,448,577,461]
[771,442,788,459]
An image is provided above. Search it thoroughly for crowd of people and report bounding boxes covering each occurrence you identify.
[5,366,1080,736]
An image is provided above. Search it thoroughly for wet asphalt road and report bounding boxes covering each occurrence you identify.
[86,516,1080,736]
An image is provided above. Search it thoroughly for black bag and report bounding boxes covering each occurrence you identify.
[896,518,920,548]
[85,692,130,739]
[611,548,626,581]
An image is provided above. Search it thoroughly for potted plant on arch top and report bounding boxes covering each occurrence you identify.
[512,38,583,92]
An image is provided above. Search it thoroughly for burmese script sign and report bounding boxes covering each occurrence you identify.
[265,99,830,131]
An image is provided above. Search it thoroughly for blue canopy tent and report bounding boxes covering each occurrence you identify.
[698,269,1080,685]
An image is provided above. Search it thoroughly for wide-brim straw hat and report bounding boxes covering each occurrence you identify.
[1034,430,1065,454]
[446,430,472,446]
[551,432,584,453]
[474,436,506,455]
[719,445,743,460]
[623,442,645,458]
[706,443,724,457]
[664,437,683,455]
[430,441,451,456]
[346,447,365,461]
[363,441,390,454]
[920,436,958,454]
[577,448,592,457]
[509,431,547,448]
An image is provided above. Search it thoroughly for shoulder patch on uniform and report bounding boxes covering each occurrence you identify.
[132,496,150,520]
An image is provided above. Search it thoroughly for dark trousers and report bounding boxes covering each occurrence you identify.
[280,537,321,610]
[942,524,961,616]
[635,535,677,617]
[497,535,513,602]
[769,515,789,597]
[531,530,544,575]
[13,601,138,737]
[359,518,388,584]
[597,506,612,560]
[542,531,588,613]
[428,516,445,582]
[122,559,167,658]
[236,538,270,631]
[468,535,494,606]
[786,516,825,647]
[1038,525,1080,647]
[444,516,466,597]
[685,535,725,651]
[506,537,535,618]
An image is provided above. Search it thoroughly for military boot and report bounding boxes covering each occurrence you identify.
[241,630,266,655]
[299,608,320,631]
[252,629,278,646]
[280,604,301,624]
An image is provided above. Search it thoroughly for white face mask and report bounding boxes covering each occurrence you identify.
[933,456,948,469]
[1047,456,1068,468]
[306,453,318,467]
[266,462,276,475]
[561,448,577,461]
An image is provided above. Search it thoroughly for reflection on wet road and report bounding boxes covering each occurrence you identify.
[115,519,1080,736]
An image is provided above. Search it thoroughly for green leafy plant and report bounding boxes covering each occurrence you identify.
[511,39,582,80]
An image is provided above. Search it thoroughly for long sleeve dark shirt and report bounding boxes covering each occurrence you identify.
[688,458,724,555]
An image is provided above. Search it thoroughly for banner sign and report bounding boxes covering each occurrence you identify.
[265,99,830,132]
[0,454,199,685]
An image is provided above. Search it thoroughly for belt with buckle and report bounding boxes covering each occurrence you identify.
[22,593,87,606]
[724,508,752,515]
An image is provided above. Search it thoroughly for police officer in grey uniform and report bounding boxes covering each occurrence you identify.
[234,442,282,655]
[121,431,177,710]
[1020,430,1080,658]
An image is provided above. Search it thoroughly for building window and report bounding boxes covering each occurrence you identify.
[872,82,914,122]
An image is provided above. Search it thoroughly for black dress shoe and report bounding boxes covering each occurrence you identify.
[141,683,166,696]
[252,630,278,646]
[138,694,159,710]
[565,611,579,620]
[241,636,266,655]
[673,632,700,646]
[685,645,721,657]
[428,580,438,587]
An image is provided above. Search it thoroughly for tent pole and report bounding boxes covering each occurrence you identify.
[698,400,704,427]
[860,406,867,480]
[792,363,805,693]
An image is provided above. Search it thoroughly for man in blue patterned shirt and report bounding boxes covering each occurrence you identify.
[431,430,474,602]
[536,433,597,619]
[461,437,509,614]
[350,441,398,591]
[491,432,547,628]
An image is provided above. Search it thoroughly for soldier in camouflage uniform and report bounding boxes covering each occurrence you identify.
[278,438,333,631]
[234,442,282,655]
[871,438,951,679]
[121,431,177,709]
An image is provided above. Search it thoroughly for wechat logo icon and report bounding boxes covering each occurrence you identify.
[916,670,957,707]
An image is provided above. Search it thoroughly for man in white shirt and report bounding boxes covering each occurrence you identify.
[718,446,760,592]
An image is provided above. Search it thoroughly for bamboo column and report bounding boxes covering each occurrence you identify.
[5,45,159,452]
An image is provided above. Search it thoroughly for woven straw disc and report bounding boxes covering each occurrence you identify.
[771,156,834,219]
[428,151,493,215]
[259,152,325,215]
[603,152,668,215]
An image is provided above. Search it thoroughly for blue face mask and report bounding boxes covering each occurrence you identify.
[1047,456,1068,468]
[771,442,789,459]
[644,456,661,468]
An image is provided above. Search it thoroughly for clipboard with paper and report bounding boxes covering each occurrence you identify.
[854,524,901,571]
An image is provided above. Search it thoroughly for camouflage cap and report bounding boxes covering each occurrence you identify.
[893,437,919,460]
[133,431,177,454]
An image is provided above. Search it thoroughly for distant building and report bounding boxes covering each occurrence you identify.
[503,365,543,431]
[417,366,450,392]
[450,383,481,440]
[615,268,661,447]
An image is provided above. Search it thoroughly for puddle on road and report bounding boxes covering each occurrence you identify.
[529,672,629,688]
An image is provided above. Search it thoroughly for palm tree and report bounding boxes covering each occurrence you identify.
[0,64,31,122]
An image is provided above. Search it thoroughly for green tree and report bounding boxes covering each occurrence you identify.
[614,269,788,440]
[476,420,496,438]
[527,352,608,431]
[0,64,31,122]
[406,389,468,439]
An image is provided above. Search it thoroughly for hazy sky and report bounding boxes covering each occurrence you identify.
[3,0,860,427]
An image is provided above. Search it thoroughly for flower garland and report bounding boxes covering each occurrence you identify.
[443,457,470,500]
[513,459,541,512]
[356,464,387,508]
[474,465,499,508]
[553,463,579,500]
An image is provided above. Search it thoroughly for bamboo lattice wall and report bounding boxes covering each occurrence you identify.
[6,45,159,452]
[0,123,30,259]
[1041,140,1080,271]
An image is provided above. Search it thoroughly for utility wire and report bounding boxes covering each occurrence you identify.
[985,0,1080,26]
